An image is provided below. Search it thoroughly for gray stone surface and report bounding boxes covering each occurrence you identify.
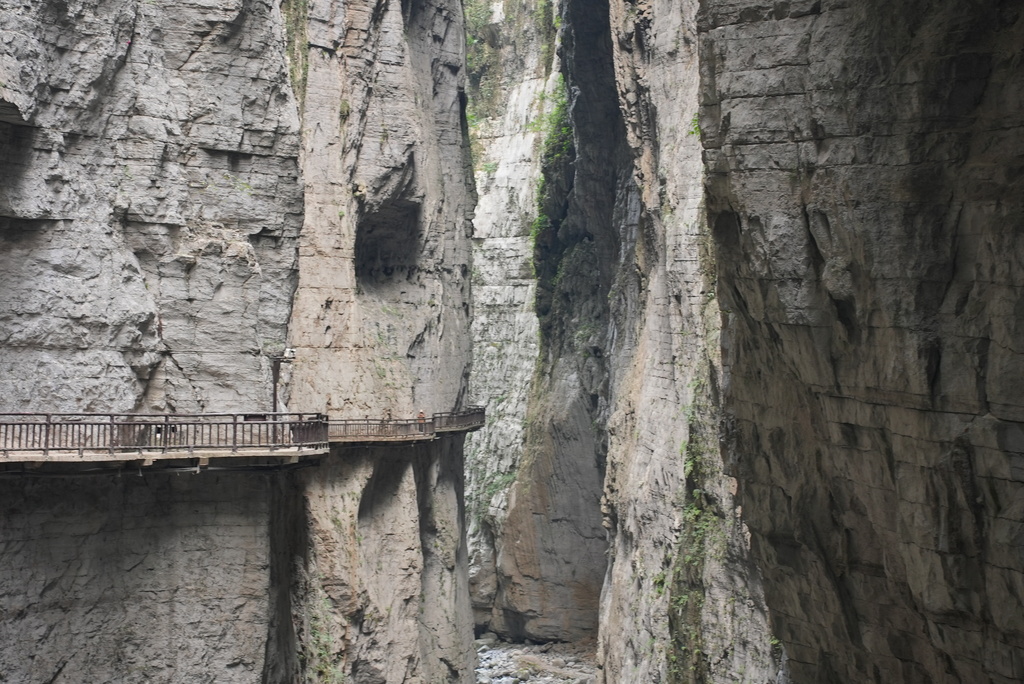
[280,439,474,683]
[277,0,478,674]
[464,3,778,673]
[284,0,474,420]
[0,473,274,683]
[596,0,782,680]
[478,0,622,643]
[0,440,474,684]
[461,0,554,637]
[700,0,1024,681]
[0,0,477,680]
[475,640,597,683]
[469,2,1023,683]
[0,0,302,413]
[3,0,1021,682]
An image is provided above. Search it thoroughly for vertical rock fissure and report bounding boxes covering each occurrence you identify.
[478,0,629,643]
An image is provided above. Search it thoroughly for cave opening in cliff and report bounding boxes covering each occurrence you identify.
[354,199,423,288]
[0,118,34,200]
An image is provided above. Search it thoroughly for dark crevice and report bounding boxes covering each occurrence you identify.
[262,472,307,683]
[354,199,422,289]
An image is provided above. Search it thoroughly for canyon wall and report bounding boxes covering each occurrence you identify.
[266,438,473,683]
[0,0,475,681]
[466,0,781,678]
[597,0,782,680]
[2,0,1022,681]
[701,0,1024,681]
[0,473,275,682]
[284,0,474,419]
[0,439,471,684]
[461,0,548,633]
[467,1,1023,683]
[464,0,622,641]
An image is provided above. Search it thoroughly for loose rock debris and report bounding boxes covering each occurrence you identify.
[475,635,597,684]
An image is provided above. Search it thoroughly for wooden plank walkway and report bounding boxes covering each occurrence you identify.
[0,408,485,466]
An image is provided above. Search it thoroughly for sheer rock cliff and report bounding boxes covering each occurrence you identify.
[0,0,475,681]
[463,0,618,643]
[465,1,780,676]
[701,0,1024,680]
[461,0,547,635]
[0,0,302,413]
[466,1,1023,683]
[1,0,1022,682]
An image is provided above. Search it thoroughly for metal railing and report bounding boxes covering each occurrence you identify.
[0,407,486,460]
[433,406,486,432]
[0,413,328,457]
[327,418,436,441]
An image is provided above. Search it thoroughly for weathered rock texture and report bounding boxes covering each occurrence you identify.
[0,0,476,680]
[284,0,474,419]
[464,1,778,674]
[278,0,476,678]
[461,0,548,633]
[462,0,619,641]
[0,441,472,684]
[597,0,782,680]
[268,439,473,683]
[466,0,622,642]
[465,0,778,667]
[0,0,302,413]
[0,473,274,683]
[700,0,1024,681]
[468,1,1023,683]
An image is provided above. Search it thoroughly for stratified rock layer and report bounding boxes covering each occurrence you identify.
[468,2,1023,683]
[597,0,781,680]
[280,0,476,678]
[0,473,274,683]
[701,0,1024,681]
[0,440,472,684]
[285,0,473,419]
[464,0,612,643]
[0,0,476,680]
[0,0,302,413]
[462,0,547,634]
[269,439,473,683]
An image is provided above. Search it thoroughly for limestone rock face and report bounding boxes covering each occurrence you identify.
[700,0,1024,681]
[0,0,476,681]
[276,0,476,679]
[467,1,1022,683]
[462,0,547,633]
[0,440,473,684]
[0,474,275,683]
[596,0,782,680]
[266,440,474,684]
[465,1,778,664]
[472,0,622,642]
[284,0,474,419]
[0,0,302,413]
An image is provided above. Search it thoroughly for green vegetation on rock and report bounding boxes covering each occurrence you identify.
[282,0,309,106]
[667,368,726,684]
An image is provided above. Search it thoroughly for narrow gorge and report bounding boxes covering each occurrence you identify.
[0,0,1021,682]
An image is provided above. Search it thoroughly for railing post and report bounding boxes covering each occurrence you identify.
[109,414,115,456]
[162,415,169,453]
[43,414,50,457]
[232,414,238,453]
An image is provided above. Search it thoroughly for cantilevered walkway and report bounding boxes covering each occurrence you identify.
[0,409,485,468]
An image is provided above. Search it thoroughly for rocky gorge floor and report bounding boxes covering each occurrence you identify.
[474,636,598,684]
